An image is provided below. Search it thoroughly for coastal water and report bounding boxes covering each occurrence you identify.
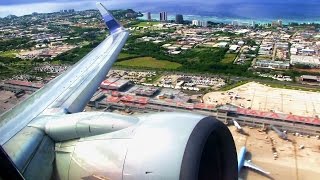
[127,0,320,24]
[1,0,320,24]
[139,14,320,25]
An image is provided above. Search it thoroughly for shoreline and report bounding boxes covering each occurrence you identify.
[139,13,320,25]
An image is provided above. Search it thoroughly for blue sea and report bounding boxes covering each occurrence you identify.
[121,0,320,24]
[1,0,320,24]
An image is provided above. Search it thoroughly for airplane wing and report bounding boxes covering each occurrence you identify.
[0,3,128,145]
[244,160,270,175]
[0,3,129,179]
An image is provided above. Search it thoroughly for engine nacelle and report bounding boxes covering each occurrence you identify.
[53,112,237,180]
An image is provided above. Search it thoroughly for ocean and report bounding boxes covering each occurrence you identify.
[122,0,320,24]
[1,0,320,24]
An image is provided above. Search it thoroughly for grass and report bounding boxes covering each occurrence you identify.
[51,60,62,65]
[115,57,182,70]
[256,55,272,60]
[220,80,249,91]
[133,21,160,27]
[221,53,237,64]
[0,50,17,58]
[145,73,162,84]
[117,53,139,60]
[0,60,33,79]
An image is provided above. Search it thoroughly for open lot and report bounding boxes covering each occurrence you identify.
[230,126,320,180]
[204,82,320,117]
[115,57,182,70]
[0,50,17,58]
[0,90,29,115]
[132,21,160,27]
[221,53,237,64]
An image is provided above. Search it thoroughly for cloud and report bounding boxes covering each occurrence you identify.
[0,0,128,17]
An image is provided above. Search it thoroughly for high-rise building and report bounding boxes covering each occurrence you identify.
[147,12,152,21]
[160,12,167,22]
[175,14,184,24]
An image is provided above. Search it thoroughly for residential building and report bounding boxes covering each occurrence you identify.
[192,20,200,26]
[255,60,290,69]
[192,20,207,27]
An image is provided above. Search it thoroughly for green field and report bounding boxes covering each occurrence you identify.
[221,53,237,64]
[115,57,182,70]
[257,55,272,60]
[133,21,160,27]
[117,53,139,60]
[0,50,17,58]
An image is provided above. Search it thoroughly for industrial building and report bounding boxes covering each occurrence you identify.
[290,55,320,68]
[300,75,320,83]
[100,78,130,90]
[255,60,290,69]
[0,80,43,92]
[134,86,159,97]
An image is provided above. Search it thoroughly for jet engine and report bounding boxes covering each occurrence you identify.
[49,112,237,180]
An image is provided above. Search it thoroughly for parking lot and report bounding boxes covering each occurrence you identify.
[204,82,320,117]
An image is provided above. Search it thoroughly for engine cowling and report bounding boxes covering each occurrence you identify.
[53,112,237,180]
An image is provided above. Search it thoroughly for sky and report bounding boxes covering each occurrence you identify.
[1,0,320,19]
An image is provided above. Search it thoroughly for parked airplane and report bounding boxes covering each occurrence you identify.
[238,146,270,176]
[0,2,238,180]
[270,125,288,140]
[233,119,249,136]
[233,119,242,131]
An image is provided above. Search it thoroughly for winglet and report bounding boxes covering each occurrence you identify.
[96,2,124,34]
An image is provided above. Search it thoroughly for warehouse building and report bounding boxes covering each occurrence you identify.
[100,78,130,90]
